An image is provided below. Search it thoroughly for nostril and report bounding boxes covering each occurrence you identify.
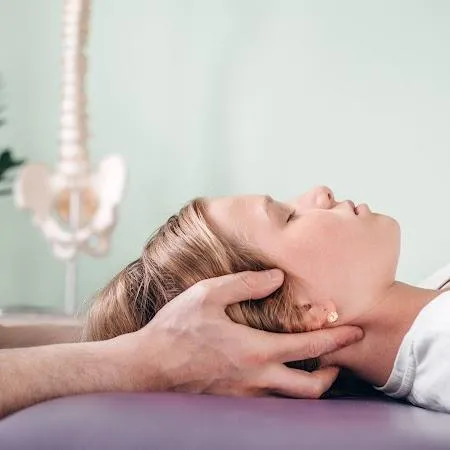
[324,187,334,203]
[315,186,335,209]
[327,190,335,207]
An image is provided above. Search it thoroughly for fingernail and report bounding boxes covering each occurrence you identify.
[268,269,284,284]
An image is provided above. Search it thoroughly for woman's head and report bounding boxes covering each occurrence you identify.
[84,185,400,348]
[208,185,401,326]
[84,197,308,350]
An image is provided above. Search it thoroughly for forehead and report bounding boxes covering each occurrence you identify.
[206,195,267,239]
[207,194,266,220]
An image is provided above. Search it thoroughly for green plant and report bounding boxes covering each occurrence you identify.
[0,76,24,196]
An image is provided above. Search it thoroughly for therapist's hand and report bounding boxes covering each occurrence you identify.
[121,269,364,398]
[0,270,364,418]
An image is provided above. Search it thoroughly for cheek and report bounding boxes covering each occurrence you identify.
[270,215,400,304]
[276,218,346,275]
[276,215,385,282]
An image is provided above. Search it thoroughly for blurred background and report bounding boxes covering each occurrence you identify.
[0,0,449,313]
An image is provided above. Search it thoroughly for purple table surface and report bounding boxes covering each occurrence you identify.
[1,393,449,450]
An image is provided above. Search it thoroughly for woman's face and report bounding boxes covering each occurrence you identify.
[207,186,401,326]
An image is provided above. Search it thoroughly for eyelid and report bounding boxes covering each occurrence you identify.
[286,210,296,223]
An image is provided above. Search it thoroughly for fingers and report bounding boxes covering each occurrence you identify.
[264,365,340,399]
[191,269,284,307]
[261,326,363,363]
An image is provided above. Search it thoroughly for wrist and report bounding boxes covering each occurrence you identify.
[106,328,168,393]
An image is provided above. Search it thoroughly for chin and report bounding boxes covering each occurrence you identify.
[386,217,401,263]
[378,213,400,231]
[375,214,401,255]
[389,215,401,238]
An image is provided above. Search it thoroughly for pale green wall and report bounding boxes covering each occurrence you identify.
[1,0,450,312]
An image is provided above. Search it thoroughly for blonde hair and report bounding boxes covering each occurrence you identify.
[83,198,317,370]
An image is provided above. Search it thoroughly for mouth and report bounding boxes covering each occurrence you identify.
[343,200,370,216]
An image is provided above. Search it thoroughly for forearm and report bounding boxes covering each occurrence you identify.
[0,324,81,349]
[0,338,140,418]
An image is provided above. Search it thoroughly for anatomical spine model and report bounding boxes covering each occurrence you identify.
[15,0,126,314]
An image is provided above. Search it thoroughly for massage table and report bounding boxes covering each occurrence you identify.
[1,391,450,449]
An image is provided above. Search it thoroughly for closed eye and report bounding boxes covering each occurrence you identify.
[287,211,296,223]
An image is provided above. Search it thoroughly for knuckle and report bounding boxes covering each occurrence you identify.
[190,280,212,303]
[304,335,332,358]
[304,342,322,359]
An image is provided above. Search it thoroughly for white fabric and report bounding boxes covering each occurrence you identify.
[418,262,450,290]
[375,278,450,413]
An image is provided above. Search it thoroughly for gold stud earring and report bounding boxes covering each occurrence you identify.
[327,311,338,324]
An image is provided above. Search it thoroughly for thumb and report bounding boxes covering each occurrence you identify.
[206,269,285,306]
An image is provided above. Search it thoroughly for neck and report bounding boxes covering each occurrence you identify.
[321,282,441,386]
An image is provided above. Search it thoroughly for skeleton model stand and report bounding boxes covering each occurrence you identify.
[14,0,126,315]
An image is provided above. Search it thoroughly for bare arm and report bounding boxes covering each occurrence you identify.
[0,337,144,418]
[0,270,363,418]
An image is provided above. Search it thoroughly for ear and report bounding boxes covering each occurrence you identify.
[296,298,337,331]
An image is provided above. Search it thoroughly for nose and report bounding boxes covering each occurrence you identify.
[289,185,335,210]
[313,185,335,209]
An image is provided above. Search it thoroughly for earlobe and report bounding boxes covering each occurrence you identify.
[297,299,338,330]
[327,311,339,324]
[320,299,338,327]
